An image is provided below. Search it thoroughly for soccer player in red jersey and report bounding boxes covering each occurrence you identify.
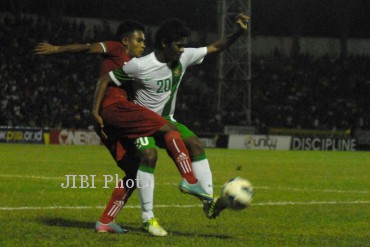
[35,20,211,236]
[96,13,250,221]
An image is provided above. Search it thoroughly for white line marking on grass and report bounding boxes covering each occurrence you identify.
[0,174,65,180]
[254,186,369,194]
[0,205,187,211]
[1,201,370,211]
[161,183,369,194]
[252,200,370,206]
[1,174,369,194]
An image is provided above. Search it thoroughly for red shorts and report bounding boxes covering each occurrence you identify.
[99,101,167,162]
[101,101,168,139]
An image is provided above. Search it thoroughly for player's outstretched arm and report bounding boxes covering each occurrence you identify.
[207,13,249,54]
[92,74,111,140]
[33,42,104,55]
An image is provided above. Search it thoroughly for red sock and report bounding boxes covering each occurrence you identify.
[99,177,134,224]
[164,131,197,184]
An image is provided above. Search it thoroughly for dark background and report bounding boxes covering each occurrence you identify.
[1,0,370,38]
[1,0,369,133]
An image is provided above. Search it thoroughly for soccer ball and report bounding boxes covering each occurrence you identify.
[221,177,254,210]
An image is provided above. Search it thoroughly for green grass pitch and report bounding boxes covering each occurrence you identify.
[0,144,369,246]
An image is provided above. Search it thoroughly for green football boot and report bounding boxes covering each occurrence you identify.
[178,178,213,202]
[143,218,168,237]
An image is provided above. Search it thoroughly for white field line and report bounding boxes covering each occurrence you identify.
[253,186,370,194]
[1,201,370,211]
[1,174,369,194]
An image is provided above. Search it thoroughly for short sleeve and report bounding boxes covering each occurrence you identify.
[109,58,140,86]
[181,47,208,67]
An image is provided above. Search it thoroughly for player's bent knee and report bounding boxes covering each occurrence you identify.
[185,137,205,154]
[139,148,158,168]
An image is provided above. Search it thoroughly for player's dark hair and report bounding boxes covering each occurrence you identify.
[154,18,191,49]
[116,20,145,41]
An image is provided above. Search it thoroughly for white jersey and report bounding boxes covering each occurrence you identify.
[109,47,207,119]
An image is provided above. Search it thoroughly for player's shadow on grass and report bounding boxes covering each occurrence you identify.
[38,217,231,238]
[37,217,142,233]
[169,230,231,239]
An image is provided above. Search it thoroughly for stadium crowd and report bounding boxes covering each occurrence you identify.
[252,53,370,133]
[1,13,369,133]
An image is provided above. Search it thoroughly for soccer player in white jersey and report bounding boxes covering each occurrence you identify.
[36,21,213,237]
[95,13,249,221]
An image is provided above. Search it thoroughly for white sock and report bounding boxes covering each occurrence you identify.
[136,169,155,222]
[192,159,213,196]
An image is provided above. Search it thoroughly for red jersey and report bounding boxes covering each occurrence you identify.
[99,41,131,108]
[96,41,168,159]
